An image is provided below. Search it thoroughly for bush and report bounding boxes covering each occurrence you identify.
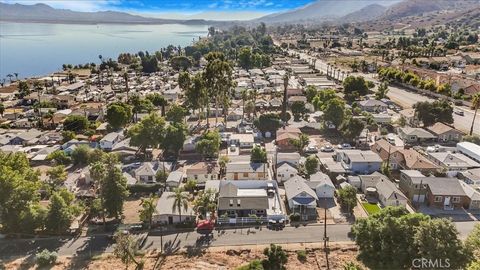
[36,249,57,267]
[296,250,307,262]
[290,213,301,222]
[128,183,163,194]
[236,259,264,270]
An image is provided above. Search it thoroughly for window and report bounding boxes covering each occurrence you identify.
[237,199,241,207]
[452,197,460,203]
[229,199,233,207]
[243,172,248,177]
[194,175,198,180]
[434,196,443,202]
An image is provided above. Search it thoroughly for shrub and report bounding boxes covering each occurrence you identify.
[290,213,301,222]
[236,259,264,270]
[128,183,163,194]
[296,250,307,262]
[36,249,57,267]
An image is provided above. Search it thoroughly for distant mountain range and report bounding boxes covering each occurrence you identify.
[0,3,209,24]
[1,0,479,26]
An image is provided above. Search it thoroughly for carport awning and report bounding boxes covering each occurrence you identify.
[293,197,316,205]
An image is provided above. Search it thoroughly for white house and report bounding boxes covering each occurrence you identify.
[284,176,318,220]
[229,133,254,149]
[307,172,335,198]
[166,170,184,189]
[153,192,195,225]
[375,178,408,207]
[276,163,298,183]
[276,152,301,168]
[100,131,123,151]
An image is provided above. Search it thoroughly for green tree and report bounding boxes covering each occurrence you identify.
[340,116,365,142]
[62,130,76,143]
[47,150,71,165]
[290,134,309,155]
[196,130,221,158]
[184,179,197,193]
[193,188,217,217]
[250,145,267,163]
[262,244,288,270]
[146,93,168,116]
[0,103,5,117]
[166,104,187,123]
[129,95,154,122]
[156,170,169,183]
[337,185,357,214]
[343,76,369,102]
[161,123,187,157]
[291,101,307,121]
[305,85,318,103]
[312,88,337,111]
[46,165,67,191]
[414,100,453,127]
[45,191,73,233]
[304,155,319,175]
[414,219,472,269]
[168,187,189,223]
[113,231,142,270]
[101,155,129,219]
[237,260,264,270]
[343,262,363,270]
[106,102,132,129]
[17,80,31,98]
[170,55,192,71]
[253,113,282,136]
[127,112,166,155]
[71,145,91,166]
[239,47,253,70]
[63,115,88,132]
[323,98,345,129]
[139,195,157,229]
[375,82,389,100]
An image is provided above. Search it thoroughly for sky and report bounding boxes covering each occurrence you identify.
[3,0,317,20]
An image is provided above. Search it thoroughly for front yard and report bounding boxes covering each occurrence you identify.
[362,202,381,215]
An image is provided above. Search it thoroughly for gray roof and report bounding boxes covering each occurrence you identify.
[400,127,436,139]
[429,152,480,168]
[284,177,318,200]
[155,192,194,216]
[427,178,466,196]
[217,182,269,210]
[375,179,407,201]
[166,170,183,183]
[226,162,267,173]
[359,99,387,107]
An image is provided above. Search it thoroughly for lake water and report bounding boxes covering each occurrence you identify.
[0,22,209,79]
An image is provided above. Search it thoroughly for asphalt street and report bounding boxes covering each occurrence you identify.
[0,221,477,260]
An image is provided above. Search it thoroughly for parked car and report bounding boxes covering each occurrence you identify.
[337,143,353,150]
[320,144,334,152]
[304,145,318,153]
[230,145,237,151]
[386,134,396,145]
[454,110,464,116]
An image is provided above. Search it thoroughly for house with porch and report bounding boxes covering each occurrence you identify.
[285,177,318,220]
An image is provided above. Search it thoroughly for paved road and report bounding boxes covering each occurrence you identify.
[0,222,477,260]
[291,50,480,135]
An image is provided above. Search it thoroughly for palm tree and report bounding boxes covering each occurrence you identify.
[0,103,4,118]
[13,73,18,82]
[6,74,13,83]
[139,195,157,229]
[168,188,189,223]
[470,93,480,136]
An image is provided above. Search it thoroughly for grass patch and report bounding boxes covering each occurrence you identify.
[362,202,381,215]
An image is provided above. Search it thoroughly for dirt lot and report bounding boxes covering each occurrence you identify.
[4,243,363,270]
[122,198,144,224]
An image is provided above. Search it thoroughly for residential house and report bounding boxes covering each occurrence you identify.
[276,163,298,183]
[166,170,184,189]
[276,152,301,168]
[226,162,269,180]
[427,122,464,143]
[398,127,437,144]
[216,180,285,222]
[399,170,430,203]
[134,162,172,183]
[371,139,438,174]
[458,168,480,186]
[358,99,388,113]
[427,152,480,174]
[457,142,480,163]
[426,178,469,210]
[336,150,382,175]
[460,182,480,210]
[8,129,43,145]
[358,172,388,193]
[185,162,219,185]
[99,131,123,151]
[153,192,195,225]
[375,178,408,207]
[399,108,419,127]
[229,133,255,150]
[284,177,318,220]
[307,172,335,199]
[276,126,302,151]
[288,96,307,105]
